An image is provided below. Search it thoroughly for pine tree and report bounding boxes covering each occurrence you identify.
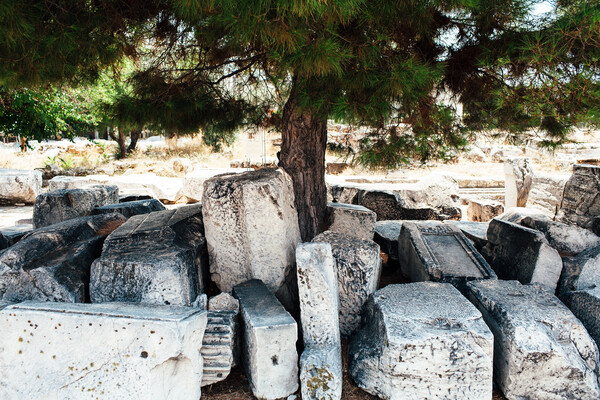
[2,0,599,240]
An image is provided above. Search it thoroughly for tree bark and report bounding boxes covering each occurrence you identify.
[279,81,328,241]
[127,129,141,154]
[109,128,127,159]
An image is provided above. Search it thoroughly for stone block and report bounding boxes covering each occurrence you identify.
[563,288,600,351]
[349,282,493,400]
[528,173,569,216]
[443,220,489,251]
[312,231,381,337]
[203,168,301,309]
[468,280,600,400]
[93,198,165,218]
[296,243,342,400]
[0,214,126,302]
[374,220,403,261]
[504,157,533,208]
[0,168,42,205]
[326,202,376,240]
[33,185,119,228]
[0,224,32,250]
[201,310,239,387]
[0,301,207,399]
[176,168,246,202]
[90,204,207,306]
[557,164,600,230]
[467,198,504,222]
[520,214,600,255]
[233,280,298,400]
[483,218,563,290]
[558,246,600,295]
[398,221,496,293]
[208,292,240,312]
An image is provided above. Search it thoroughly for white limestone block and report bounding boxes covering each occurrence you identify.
[326,202,376,240]
[0,301,207,400]
[0,168,42,204]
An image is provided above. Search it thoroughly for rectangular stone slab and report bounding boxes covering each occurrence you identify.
[0,301,207,400]
[398,221,496,293]
[233,280,298,400]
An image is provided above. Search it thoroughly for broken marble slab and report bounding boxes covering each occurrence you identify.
[296,243,342,400]
[563,288,600,351]
[468,280,600,400]
[33,185,119,228]
[203,168,301,310]
[233,280,298,400]
[482,218,563,290]
[398,221,496,293]
[0,213,126,303]
[93,198,165,218]
[557,164,600,231]
[326,202,376,240]
[312,231,381,337]
[0,224,33,250]
[443,220,489,251]
[504,157,533,208]
[0,301,207,400]
[349,282,493,400]
[559,246,600,295]
[201,310,239,387]
[90,204,207,306]
[0,168,42,205]
[373,220,403,261]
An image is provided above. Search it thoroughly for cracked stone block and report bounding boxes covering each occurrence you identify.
[326,202,376,240]
[559,246,600,295]
[467,199,504,222]
[93,198,166,218]
[0,214,126,303]
[557,164,600,230]
[398,221,496,293]
[0,301,207,400]
[349,282,493,400]
[312,231,381,337]
[468,280,600,400]
[504,157,533,208]
[90,204,207,306]
[296,243,342,400]
[374,220,403,261]
[33,185,119,228]
[0,168,42,205]
[528,173,568,217]
[482,219,562,290]
[233,280,298,400]
[0,224,32,250]
[563,288,600,351]
[201,310,239,387]
[202,168,301,310]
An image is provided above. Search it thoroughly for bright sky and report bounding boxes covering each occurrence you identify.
[533,1,554,15]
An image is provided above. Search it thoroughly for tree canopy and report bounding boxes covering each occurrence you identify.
[2,0,599,238]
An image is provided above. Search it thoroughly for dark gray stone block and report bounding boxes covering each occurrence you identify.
[557,164,600,230]
[563,288,600,350]
[443,220,489,251]
[373,220,403,261]
[93,198,165,218]
[0,224,33,250]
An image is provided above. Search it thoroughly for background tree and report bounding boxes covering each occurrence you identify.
[2,0,599,240]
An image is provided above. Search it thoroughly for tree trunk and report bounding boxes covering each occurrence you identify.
[127,129,141,154]
[109,128,127,159]
[279,81,328,241]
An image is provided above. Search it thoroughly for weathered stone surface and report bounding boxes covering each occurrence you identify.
[0,224,32,250]
[233,280,298,400]
[443,220,489,251]
[528,173,569,216]
[203,168,301,309]
[296,243,342,400]
[208,292,240,312]
[349,282,493,400]
[504,157,533,208]
[482,219,563,290]
[0,168,42,205]
[563,288,600,350]
[520,214,600,255]
[33,185,119,228]
[468,280,600,400]
[559,246,600,295]
[201,310,239,387]
[398,221,496,293]
[374,220,403,261]
[326,202,376,240]
[119,194,154,203]
[0,214,125,302]
[496,206,548,224]
[90,204,207,306]
[467,198,504,222]
[177,168,246,202]
[0,301,207,400]
[93,198,166,218]
[313,231,381,337]
[557,164,600,230]
[47,175,96,190]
